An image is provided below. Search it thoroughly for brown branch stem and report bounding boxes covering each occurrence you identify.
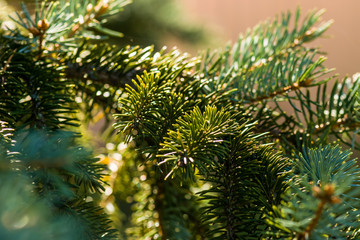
[297,184,341,239]
[313,116,360,135]
[247,81,307,103]
[298,200,325,240]
[38,33,44,58]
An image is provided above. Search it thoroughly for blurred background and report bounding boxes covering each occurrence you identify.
[181,0,360,78]
[3,0,360,77]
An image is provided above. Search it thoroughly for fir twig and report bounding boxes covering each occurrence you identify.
[247,79,313,103]
[297,184,341,239]
[68,0,109,38]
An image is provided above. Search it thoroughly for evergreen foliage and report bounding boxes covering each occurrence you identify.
[1,1,360,239]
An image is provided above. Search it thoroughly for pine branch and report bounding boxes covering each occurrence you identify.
[8,129,116,239]
[269,145,360,239]
[247,77,311,103]
[199,130,288,239]
[114,51,200,147]
[157,106,239,179]
[297,184,341,240]
[67,0,113,38]
[1,28,117,234]
[237,50,330,103]
[276,74,360,152]
[194,9,338,153]
[201,8,333,89]
[3,1,358,238]
[0,36,78,130]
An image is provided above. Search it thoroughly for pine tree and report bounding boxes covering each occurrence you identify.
[1,1,360,239]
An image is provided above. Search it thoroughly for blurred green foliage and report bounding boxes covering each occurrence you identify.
[104,0,206,48]
[4,0,207,49]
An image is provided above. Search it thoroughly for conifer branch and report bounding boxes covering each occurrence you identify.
[35,19,49,58]
[3,2,360,239]
[312,115,360,135]
[66,62,143,89]
[270,145,360,239]
[297,184,341,240]
[68,0,110,38]
[243,24,328,75]
[247,79,313,103]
